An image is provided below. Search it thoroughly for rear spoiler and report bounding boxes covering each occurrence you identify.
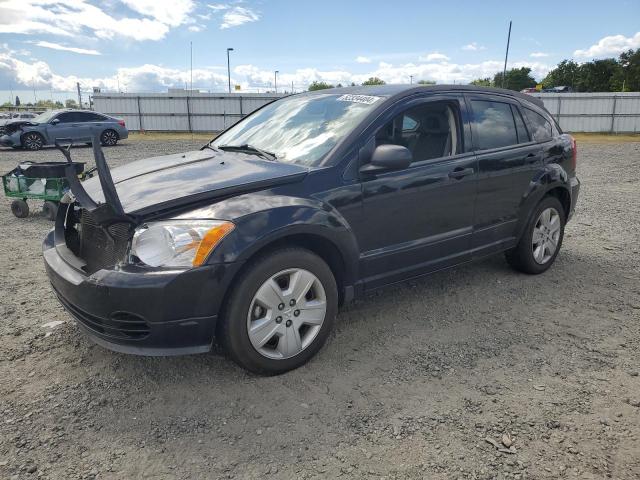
[55,135,135,227]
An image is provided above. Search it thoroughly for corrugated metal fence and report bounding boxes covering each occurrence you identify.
[93,91,640,133]
[92,92,284,132]
[531,92,640,133]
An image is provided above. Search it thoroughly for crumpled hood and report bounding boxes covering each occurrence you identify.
[2,120,39,133]
[81,149,309,215]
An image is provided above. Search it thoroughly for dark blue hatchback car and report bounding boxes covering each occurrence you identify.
[43,85,579,374]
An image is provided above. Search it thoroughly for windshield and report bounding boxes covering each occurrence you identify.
[211,93,382,166]
[33,111,58,123]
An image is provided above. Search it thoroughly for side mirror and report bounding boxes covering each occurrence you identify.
[50,118,60,125]
[360,144,412,174]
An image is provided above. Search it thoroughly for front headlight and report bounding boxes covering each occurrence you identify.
[131,220,234,267]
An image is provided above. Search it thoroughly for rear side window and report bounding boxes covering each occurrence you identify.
[524,108,553,142]
[470,100,518,150]
[512,106,530,143]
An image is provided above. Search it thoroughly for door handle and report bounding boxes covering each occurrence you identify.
[525,153,541,164]
[448,167,474,179]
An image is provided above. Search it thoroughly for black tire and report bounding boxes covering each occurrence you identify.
[218,248,338,375]
[21,132,44,151]
[100,129,119,146]
[42,201,58,221]
[11,199,29,218]
[506,196,566,274]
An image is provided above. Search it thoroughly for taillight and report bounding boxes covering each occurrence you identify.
[570,135,577,171]
[118,120,126,127]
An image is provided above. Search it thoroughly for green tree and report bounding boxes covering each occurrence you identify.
[614,49,640,91]
[362,77,386,86]
[65,99,78,108]
[576,59,620,92]
[15,96,20,106]
[542,60,580,89]
[493,67,536,91]
[470,78,492,87]
[417,80,436,85]
[308,81,334,91]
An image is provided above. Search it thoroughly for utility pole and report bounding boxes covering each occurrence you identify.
[190,41,193,92]
[274,70,279,94]
[227,47,234,93]
[77,82,82,108]
[291,80,294,93]
[502,20,512,89]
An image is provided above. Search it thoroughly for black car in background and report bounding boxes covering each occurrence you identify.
[43,85,580,374]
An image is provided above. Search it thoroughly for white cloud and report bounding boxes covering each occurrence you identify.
[0,46,553,95]
[204,3,260,29]
[119,0,194,27]
[462,42,486,51]
[220,6,260,29]
[34,41,101,56]
[419,52,450,62]
[355,56,372,64]
[574,32,640,58]
[530,52,549,58]
[188,25,204,32]
[0,0,196,41]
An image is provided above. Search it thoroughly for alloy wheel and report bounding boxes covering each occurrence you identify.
[23,133,43,150]
[532,207,561,264]
[247,268,327,360]
[102,130,118,146]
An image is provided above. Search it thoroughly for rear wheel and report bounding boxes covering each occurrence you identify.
[218,248,338,374]
[11,199,29,218]
[21,132,44,151]
[506,196,565,274]
[42,201,58,221]
[100,129,119,146]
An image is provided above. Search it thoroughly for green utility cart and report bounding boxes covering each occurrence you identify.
[2,161,91,220]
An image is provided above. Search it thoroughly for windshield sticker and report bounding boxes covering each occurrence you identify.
[336,94,381,105]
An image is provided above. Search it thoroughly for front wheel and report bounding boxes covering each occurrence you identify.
[218,248,338,374]
[506,196,566,274]
[11,199,29,218]
[21,132,44,151]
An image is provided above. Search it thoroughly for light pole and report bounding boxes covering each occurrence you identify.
[410,75,414,84]
[226,48,234,93]
[274,70,279,94]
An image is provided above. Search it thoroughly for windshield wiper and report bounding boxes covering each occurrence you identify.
[217,143,277,161]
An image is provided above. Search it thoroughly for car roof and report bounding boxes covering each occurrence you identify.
[303,84,545,109]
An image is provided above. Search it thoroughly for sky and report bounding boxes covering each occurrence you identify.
[0,0,639,103]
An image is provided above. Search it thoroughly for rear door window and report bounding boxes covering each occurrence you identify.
[470,100,518,150]
[81,112,107,121]
[524,108,553,142]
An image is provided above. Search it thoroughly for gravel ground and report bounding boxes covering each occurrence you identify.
[0,138,639,480]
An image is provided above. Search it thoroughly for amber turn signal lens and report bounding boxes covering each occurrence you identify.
[192,222,235,266]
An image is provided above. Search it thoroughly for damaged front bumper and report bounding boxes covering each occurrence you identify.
[43,217,241,355]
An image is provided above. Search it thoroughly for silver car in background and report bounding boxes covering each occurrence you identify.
[0,109,128,150]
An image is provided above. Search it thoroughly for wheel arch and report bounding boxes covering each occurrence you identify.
[20,130,45,147]
[516,165,573,242]
[223,229,354,309]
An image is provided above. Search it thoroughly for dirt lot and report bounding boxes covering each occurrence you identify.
[1,137,639,480]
